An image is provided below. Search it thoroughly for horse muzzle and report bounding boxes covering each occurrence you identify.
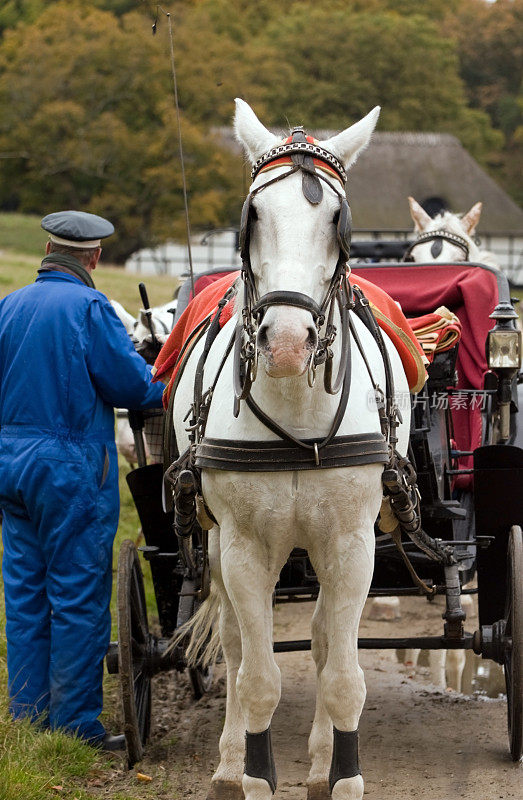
[256,305,318,378]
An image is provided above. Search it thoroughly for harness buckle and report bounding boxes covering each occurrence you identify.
[313,442,320,466]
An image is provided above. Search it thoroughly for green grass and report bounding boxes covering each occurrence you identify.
[0,213,47,258]
[0,242,177,798]
[0,249,179,315]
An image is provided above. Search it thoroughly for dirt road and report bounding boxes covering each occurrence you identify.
[106,597,521,799]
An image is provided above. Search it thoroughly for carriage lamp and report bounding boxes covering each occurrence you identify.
[488,328,522,370]
[487,301,521,371]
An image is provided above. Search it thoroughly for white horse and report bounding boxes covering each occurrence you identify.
[406,197,498,267]
[110,298,176,340]
[111,299,175,465]
[369,196,488,690]
[171,99,412,800]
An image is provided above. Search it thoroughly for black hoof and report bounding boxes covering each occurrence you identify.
[206,779,244,800]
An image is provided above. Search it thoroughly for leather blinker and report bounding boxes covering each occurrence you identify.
[239,194,256,266]
[337,198,352,261]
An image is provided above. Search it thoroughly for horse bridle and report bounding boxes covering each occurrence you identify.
[402,229,470,262]
[233,128,354,411]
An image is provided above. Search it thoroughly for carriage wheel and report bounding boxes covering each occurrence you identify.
[504,525,523,761]
[117,539,153,767]
[177,589,214,699]
[189,662,213,699]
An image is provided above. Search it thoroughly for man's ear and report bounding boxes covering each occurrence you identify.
[45,241,51,255]
[90,247,102,270]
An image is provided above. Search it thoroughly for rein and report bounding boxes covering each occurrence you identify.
[402,229,470,262]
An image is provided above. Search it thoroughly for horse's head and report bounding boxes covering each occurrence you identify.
[234,99,379,379]
[407,196,482,263]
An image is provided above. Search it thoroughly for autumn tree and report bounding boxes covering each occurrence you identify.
[0,2,244,260]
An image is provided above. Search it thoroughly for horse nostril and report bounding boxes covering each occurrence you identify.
[257,324,269,350]
[306,326,318,349]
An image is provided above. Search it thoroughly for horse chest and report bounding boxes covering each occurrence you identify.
[202,463,383,545]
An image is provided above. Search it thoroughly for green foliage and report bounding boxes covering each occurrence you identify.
[255,10,473,128]
[0,3,244,261]
[0,1,48,36]
[0,0,520,258]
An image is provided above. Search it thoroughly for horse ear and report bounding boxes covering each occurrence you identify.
[408,196,432,232]
[461,201,482,235]
[234,98,279,164]
[318,106,380,170]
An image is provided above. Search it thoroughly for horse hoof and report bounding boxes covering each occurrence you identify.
[206,779,244,800]
[307,782,331,800]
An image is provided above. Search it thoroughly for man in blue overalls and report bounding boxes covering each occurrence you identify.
[0,211,165,750]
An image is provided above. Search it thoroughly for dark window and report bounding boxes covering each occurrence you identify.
[421,197,448,218]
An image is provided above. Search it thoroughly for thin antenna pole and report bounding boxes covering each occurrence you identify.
[162,9,195,296]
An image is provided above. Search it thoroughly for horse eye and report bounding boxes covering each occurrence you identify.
[332,210,340,225]
[249,205,258,221]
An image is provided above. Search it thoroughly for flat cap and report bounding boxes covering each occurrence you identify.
[41,210,114,248]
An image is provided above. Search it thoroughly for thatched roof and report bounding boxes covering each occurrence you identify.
[215,128,523,233]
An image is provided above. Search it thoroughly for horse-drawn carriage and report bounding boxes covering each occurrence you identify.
[107,252,523,768]
[106,103,522,797]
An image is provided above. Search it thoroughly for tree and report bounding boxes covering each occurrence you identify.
[0,0,48,35]
[0,2,244,260]
[249,7,502,162]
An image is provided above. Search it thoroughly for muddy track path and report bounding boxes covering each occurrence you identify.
[106,597,521,799]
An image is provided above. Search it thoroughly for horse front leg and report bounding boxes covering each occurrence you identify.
[307,588,332,800]
[307,496,379,800]
[219,522,289,800]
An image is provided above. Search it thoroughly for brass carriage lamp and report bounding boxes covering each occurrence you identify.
[487,301,522,372]
[487,300,521,442]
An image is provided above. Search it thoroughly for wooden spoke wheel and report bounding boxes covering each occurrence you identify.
[117,539,153,767]
[504,525,523,761]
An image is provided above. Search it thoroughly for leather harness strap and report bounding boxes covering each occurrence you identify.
[195,433,388,472]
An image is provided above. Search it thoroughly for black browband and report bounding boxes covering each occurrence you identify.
[402,229,470,261]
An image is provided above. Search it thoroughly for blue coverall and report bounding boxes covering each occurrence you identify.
[0,270,165,742]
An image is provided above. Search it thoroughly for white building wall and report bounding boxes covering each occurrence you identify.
[125,230,523,284]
